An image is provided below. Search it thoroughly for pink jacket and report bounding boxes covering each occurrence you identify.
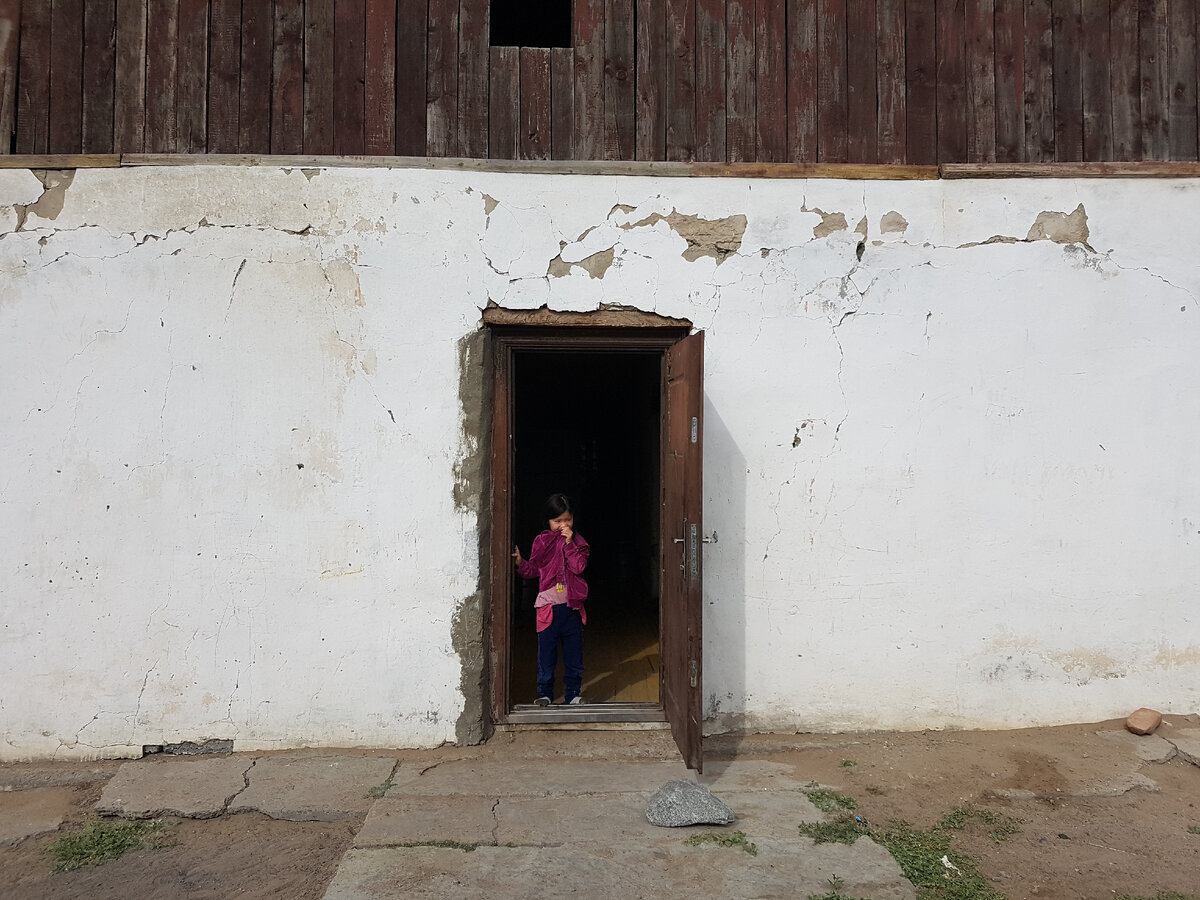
[517,529,590,610]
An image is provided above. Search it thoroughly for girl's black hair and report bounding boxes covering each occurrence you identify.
[543,492,573,521]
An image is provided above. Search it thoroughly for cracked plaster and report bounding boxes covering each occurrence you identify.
[3,165,1200,757]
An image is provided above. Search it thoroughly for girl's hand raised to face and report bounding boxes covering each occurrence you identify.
[512,545,523,565]
[560,525,573,543]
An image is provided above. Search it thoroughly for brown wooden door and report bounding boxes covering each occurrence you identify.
[661,331,704,772]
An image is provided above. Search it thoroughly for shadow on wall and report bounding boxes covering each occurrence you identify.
[703,399,746,743]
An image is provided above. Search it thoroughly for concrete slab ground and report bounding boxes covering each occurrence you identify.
[230,755,400,822]
[0,787,76,847]
[1167,728,1200,766]
[96,755,254,819]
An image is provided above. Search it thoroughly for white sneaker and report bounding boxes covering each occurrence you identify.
[535,696,551,707]
[567,696,583,705]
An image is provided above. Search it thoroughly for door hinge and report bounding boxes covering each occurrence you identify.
[690,416,698,443]
[689,659,698,688]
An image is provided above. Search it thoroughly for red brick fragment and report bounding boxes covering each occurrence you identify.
[1125,708,1163,735]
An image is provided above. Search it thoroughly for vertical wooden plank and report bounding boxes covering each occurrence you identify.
[756,0,786,161]
[875,0,905,164]
[145,0,178,153]
[82,0,116,153]
[458,0,489,158]
[272,0,304,154]
[49,0,85,154]
[1051,0,1082,161]
[695,0,725,160]
[636,0,665,159]
[1023,0,1054,161]
[364,0,397,154]
[1139,0,1168,159]
[965,0,996,162]
[0,0,20,152]
[489,45,519,159]
[1167,0,1197,159]
[427,0,459,156]
[1109,0,1140,159]
[604,0,635,159]
[551,47,575,159]
[16,0,50,152]
[520,46,551,160]
[207,0,239,152]
[395,0,426,155]
[845,0,876,163]
[305,0,335,153]
[334,0,365,155]
[666,0,696,161]
[1081,0,1113,160]
[817,0,848,162]
[726,0,755,162]
[993,0,1023,161]
[936,0,967,163]
[786,0,816,162]
[574,0,605,159]
[239,0,272,152]
[906,0,937,163]
[115,0,147,152]
[176,0,207,153]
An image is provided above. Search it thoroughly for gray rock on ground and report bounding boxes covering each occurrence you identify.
[645,780,735,827]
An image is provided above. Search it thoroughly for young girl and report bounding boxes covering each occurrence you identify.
[512,493,590,706]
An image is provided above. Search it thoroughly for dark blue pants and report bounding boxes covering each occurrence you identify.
[537,604,583,703]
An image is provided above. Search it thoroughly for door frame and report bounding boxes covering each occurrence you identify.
[487,324,690,726]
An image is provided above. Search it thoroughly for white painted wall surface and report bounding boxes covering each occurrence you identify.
[1,164,1197,759]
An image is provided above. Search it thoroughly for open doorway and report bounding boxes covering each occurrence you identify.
[509,350,661,706]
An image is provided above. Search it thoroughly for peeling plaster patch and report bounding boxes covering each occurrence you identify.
[26,170,76,223]
[880,210,908,234]
[811,209,848,238]
[547,247,615,279]
[325,258,365,307]
[626,210,748,262]
[482,193,499,216]
[853,216,868,238]
[1027,203,1089,244]
[301,168,321,181]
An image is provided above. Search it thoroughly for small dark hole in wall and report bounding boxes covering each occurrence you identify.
[490,0,572,48]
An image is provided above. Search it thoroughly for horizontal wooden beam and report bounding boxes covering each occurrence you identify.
[0,154,121,167]
[941,162,1200,178]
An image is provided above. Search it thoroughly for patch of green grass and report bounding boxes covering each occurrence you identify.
[797,819,870,845]
[935,804,1024,843]
[388,839,480,852]
[807,874,869,900]
[682,830,758,856]
[366,773,396,799]
[1187,825,1200,835]
[802,783,858,814]
[840,759,857,767]
[47,819,172,873]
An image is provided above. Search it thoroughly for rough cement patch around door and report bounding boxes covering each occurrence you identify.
[229,756,400,821]
[96,755,254,819]
[0,786,76,846]
[355,796,499,848]
[1166,729,1200,766]
[1097,728,1178,763]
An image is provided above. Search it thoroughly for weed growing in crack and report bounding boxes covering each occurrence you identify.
[1187,825,1200,835]
[839,759,857,767]
[682,830,758,856]
[807,874,869,900]
[366,774,396,799]
[47,819,174,872]
[387,839,481,852]
[797,819,870,845]
[802,783,858,814]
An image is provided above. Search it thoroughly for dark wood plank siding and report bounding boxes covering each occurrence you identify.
[16,0,50,152]
[489,45,519,159]
[239,0,272,152]
[333,0,365,154]
[272,0,305,154]
[11,0,1200,163]
[49,0,84,154]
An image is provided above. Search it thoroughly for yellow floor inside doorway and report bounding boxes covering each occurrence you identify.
[511,603,660,705]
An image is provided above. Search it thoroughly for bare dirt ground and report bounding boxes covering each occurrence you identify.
[2,716,1198,900]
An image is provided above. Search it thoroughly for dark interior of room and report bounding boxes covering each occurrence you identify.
[510,349,661,704]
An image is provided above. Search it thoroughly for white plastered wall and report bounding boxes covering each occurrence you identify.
[1,164,1197,759]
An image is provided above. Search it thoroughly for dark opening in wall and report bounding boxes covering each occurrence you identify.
[490,0,572,48]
